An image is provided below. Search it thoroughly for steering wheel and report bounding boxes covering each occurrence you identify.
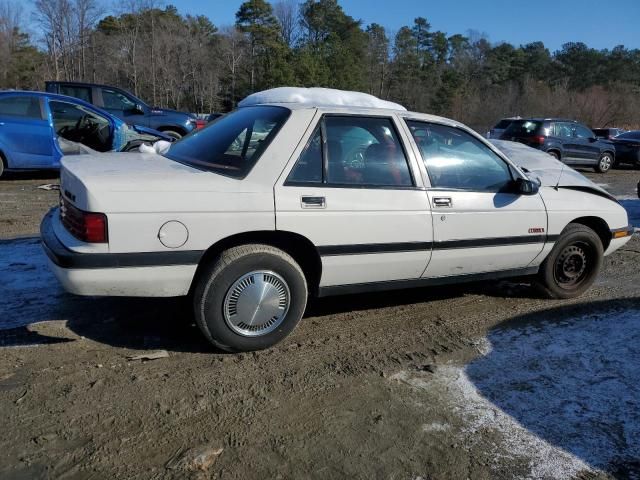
[74,114,91,131]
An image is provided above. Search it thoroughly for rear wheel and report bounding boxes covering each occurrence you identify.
[535,223,603,299]
[0,155,4,178]
[547,150,560,160]
[193,244,308,352]
[595,152,613,173]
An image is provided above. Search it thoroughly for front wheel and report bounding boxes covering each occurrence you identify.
[595,152,614,173]
[161,130,182,141]
[193,244,308,352]
[535,223,603,299]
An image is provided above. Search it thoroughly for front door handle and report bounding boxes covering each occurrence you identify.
[301,196,326,209]
[433,196,452,208]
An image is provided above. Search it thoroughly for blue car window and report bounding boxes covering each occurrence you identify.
[0,96,42,119]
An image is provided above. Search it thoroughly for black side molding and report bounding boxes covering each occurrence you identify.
[41,210,204,270]
[318,267,539,297]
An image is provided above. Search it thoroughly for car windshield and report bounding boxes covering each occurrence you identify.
[616,131,640,140]
[164,106,290,178]
[502,120,543,136]
[493,119,513,129]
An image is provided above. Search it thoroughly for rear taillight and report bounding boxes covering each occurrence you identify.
[195,119,206,129]
[60,197,108,243]
[531,135,545,145]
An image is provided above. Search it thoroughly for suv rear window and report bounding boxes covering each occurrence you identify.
[164,106,290,178]
[493,119,513,129]
[502,120,543,137]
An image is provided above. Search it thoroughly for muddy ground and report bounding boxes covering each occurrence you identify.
[0,168,639,479]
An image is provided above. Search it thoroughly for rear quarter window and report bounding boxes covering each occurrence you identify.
[164,106,290,179]
[502,120,543,137]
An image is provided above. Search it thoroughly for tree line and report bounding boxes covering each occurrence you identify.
[1,0,639,132]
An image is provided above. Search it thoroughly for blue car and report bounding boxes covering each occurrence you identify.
[0,91,172,177]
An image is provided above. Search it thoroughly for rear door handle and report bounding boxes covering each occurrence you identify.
[433,196,452,208]
[301,196,326,209]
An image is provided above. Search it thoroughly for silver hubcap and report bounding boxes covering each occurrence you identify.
[600,155,612,170]
[223,271,290,337]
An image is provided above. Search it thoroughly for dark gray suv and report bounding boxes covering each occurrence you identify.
[45,81,202,140]
[500,118,616,173]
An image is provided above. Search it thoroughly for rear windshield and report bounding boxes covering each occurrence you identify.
[493,119,513,129]
[616,131,640,140]
[502,120,543,137]
[164,106,290,178]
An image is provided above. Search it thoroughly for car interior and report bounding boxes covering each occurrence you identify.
[49,100,113,152]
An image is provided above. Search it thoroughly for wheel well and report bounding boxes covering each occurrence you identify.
[547,148,561,158]
[569,216,611,250]
[602,150,615,159]
[158,126,186,136]
[190,231,322,296]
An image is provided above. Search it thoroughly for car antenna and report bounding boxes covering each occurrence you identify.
[554,162,565,190]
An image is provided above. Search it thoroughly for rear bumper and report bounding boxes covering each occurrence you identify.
[41,210,198,297]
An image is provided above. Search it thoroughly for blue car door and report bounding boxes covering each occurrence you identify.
[0,95,56,169]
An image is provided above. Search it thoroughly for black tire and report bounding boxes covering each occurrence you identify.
[547,150,560,160]
[0,151,6,178]
[535,223,603,299]
[123,140,148,152]
[595,152,614,173]
[193,244,308,352]
[161,130,182,141]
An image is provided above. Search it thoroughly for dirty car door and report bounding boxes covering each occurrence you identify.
[404,120,547,278]
[275,114,433,288]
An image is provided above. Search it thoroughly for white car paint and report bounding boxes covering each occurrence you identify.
[42,98,632,298]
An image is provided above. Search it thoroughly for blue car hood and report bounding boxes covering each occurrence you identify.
[130,124,173,141]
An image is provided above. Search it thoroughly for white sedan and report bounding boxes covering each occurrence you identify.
[41,87,633,351]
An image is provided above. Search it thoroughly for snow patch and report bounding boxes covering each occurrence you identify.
[238,87,406,111]
[391,308,640,478]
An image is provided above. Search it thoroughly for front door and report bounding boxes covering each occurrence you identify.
[275,114,433,288]
[403,120,548,278]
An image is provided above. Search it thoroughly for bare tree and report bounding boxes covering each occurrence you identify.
[273,0,298,47]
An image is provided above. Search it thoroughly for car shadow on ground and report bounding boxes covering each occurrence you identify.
[466,297,640,478]
[0,171,59,181]
[0,237,538,352]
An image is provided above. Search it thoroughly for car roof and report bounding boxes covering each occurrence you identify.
[250,102,464,128]
[0,90,119,119]
[45,80,126,90]
[511,117,578,123]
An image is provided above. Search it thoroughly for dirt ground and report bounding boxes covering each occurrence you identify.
[0,168,639,479]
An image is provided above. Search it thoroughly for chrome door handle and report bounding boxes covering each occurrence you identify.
[433,196,452,208]
[301,196,326,209]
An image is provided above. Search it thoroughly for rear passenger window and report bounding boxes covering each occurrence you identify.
[59,86,92,103]
[0,96,42,119]
[406,120,512,191]
[286,116,413,187]
[287,128,323,183]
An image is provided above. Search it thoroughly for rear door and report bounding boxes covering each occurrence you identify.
[275,113,433,288]
[0,95,55,168]
[403,120,547,278]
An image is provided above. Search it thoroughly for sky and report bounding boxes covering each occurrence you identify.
[172,0,640,52]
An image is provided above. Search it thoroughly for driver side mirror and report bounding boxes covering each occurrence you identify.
[514,177,539,195]
[588,136,598,142]
[133,104,145,115]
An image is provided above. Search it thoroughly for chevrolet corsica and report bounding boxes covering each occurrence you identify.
[41,88,633,352]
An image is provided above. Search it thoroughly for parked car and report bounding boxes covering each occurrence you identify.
[500,118,616,173]
[608,130,640,167]
[593,127,625,140]
[487,117,521,139]
[41,87,632,352]
[45,81,201,140]
[0,91,171,177]
[207,112,224,123]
